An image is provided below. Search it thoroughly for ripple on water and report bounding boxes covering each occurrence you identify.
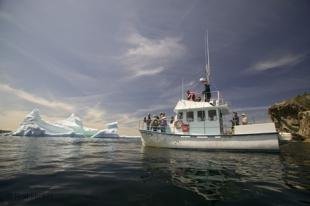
[0,136,309,206]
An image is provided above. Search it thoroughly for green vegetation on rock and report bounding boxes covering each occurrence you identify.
[268,93,310,140]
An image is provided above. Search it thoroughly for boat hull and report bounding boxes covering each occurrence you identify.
[139,130,279,151]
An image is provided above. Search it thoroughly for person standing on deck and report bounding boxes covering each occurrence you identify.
[200,78,211,102]
[160,116,167,133]
[241,113,248,125]
[231,112,239,132]
[146,113,152,130]
[151,116,160,131]
[232,112,240,126]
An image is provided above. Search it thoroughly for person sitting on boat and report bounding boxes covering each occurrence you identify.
[151,116,160,131]
[186,90,196,101]
[241,113,248,125]
[200,78,211,102]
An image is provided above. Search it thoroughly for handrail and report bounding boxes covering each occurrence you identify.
[138,124,222,130]
[184,90,226,106]
[138,120,271,135]
[138,120,227,135]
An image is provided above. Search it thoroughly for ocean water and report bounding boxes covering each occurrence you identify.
[0,136,309,206]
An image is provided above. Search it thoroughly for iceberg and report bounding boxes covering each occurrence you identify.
[91,122,118,138]
[12,109,118,138]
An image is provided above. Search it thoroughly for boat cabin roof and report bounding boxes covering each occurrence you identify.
[174,99,230,115]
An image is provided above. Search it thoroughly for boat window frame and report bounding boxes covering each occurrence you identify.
[186,111,194,122]
[208,110,217,121]
[197,110,205,121]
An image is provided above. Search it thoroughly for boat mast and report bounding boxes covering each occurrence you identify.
[205,30,211,83]
[181,79,184,100]
[201,30,213,102]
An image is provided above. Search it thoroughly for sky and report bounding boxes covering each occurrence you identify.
[0,0,309,135]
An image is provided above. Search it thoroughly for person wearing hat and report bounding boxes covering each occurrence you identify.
[241,113,248,125]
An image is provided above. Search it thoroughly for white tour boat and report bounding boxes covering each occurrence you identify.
[139,32,279,151]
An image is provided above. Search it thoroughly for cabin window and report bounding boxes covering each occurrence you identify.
[177,112,183,120]
[208,110,217,121]
[197,111,205,121]
[186,111,194,122]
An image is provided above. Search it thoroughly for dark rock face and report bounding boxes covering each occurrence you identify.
[268,93,310,140]
[299,111,310,138]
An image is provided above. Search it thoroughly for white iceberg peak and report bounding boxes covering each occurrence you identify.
[25,108,41,121]
[106,122,118,129]
[68,113,79,119]
[65,113,83,126]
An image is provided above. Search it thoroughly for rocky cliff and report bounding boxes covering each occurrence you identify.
[268,93,310,140]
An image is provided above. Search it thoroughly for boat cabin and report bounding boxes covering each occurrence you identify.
[173,91,229,135]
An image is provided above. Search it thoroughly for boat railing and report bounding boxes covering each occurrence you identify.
[185,90,226,106]
[139,121,226,134]
[139,124,222,130]
[210,90,226,106]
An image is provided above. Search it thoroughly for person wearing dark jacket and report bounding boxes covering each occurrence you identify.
[146,113,152,130]
[231,112,240,126]
[203,82,211,102]
[200,78,211,102]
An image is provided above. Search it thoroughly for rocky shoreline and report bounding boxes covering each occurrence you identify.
[0,130,11,134]
[269,93,310,141]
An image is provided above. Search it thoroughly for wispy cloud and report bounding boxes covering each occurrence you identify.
[0,83,74,111]
[126,33,185,58]
[132,66,165,78]
[121,32,186,79]
[250,53,306,71]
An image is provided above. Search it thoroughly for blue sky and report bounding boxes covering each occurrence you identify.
[0,0,309,134]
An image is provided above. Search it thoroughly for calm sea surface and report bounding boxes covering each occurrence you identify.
[0,136,309,206]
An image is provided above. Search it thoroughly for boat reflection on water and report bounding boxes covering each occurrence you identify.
[141,147,287,201]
